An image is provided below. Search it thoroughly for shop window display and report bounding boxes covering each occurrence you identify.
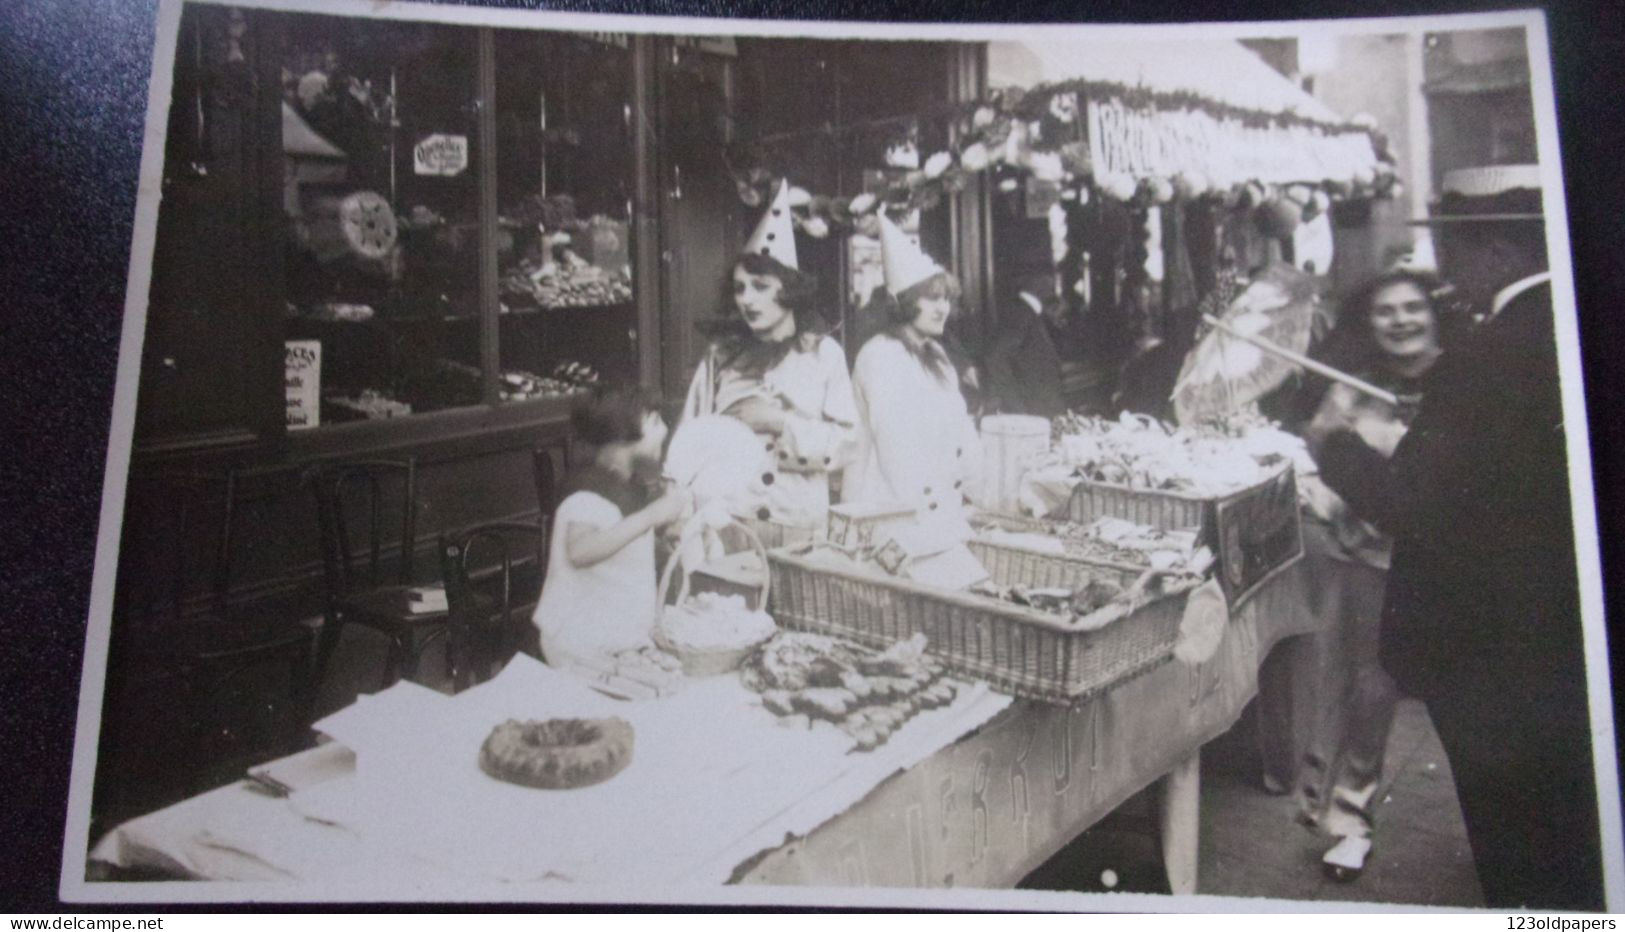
[492,30,638,401]
[276,18,640,429]
[281,16,484,424]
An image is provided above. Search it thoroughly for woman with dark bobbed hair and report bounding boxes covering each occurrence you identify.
[1293,266,1460,880]
[848,215,981,540]
[681,187,858,535]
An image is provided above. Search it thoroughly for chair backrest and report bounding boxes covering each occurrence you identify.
[116,471,219,632]
[305,458,418,601]
[439,520,548,692]
[114,466,275,635]
[531,446,559,522]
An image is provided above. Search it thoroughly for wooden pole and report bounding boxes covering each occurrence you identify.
[1200,313,1400,406]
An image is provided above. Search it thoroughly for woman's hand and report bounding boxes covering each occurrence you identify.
[1304,384,1361,454]
[1353,415,1407,459]
[725,395,788,435]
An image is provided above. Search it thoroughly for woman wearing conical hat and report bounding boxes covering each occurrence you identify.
[847,214,982,540]
[681,181,860,536]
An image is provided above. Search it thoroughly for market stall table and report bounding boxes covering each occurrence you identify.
[87,562,1313,895]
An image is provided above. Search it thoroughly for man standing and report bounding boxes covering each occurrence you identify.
[983,271,1067,418]
[1316,165,1604,910]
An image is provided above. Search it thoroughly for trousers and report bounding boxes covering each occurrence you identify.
[1424,663,1605,911]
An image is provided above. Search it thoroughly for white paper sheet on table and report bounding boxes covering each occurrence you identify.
[311,679,451,751]
[271,656,1012,885]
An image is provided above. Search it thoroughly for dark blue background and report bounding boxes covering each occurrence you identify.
[4,0,1622,912]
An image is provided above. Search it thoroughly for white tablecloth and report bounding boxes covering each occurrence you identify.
[91,656,1011,886]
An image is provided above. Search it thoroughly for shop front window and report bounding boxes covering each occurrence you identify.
[492,30,638,402]
[281,16,483,427]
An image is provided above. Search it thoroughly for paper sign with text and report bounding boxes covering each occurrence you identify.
[285,339,321,430]
[413,134,469,177]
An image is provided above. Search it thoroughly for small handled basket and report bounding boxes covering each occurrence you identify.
[654,515,775,677]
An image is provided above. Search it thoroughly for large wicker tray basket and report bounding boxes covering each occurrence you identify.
[766,537,1198,705]
[1063,461,1293,528]
[1064,462,1303,606]
[965,512,1153,591]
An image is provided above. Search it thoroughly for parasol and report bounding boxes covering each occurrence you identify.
[1171,263,1397,425]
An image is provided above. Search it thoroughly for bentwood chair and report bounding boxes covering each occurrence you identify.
[530,437,572,555]
[95,467,315,828]
[439,521,549,692]
[532,444,560,526]
[305,457,452,691]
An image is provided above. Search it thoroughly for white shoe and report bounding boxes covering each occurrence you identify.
[1321,835,1372,882]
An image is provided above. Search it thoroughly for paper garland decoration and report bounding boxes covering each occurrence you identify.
[729,72,1397,240]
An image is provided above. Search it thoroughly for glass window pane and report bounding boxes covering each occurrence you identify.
[493,30,638,403]
[281,15,483,427]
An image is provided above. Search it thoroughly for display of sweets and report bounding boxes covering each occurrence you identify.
[1047,410,1308,496]
[324,389,412,420]
[968,576,1128,618]
[655,592,778,676]
[551,361,601,387]
[497,361,601,402]
[740,632,958,752]
[298,302,375,323]
[500,254,633,309]
[498,373,584,402]
[600,645,687,698]
[974,514,1215,575]
[968,569,1187,626]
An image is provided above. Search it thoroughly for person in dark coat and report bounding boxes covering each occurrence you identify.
[1314,166,1604,910]
[983,272,1066,418]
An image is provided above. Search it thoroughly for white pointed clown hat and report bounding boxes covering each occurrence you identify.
[742,180,798,269]
[877,212,944,295]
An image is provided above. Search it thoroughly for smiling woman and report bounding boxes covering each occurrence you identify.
[1322,268,1458,384]
[1291,265,1454,879]
[1368,279,1442,374]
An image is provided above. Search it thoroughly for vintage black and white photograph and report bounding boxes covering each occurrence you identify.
[58,0,1623,910]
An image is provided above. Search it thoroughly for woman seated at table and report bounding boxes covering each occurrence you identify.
[532,386,691,694]
[1293,267,1457,879]
[682,183,859,536]
[847,214,982,541]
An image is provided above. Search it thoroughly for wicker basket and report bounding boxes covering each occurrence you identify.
[1064,462,1293,531]
[767,539,1196,705]
[966,538,1144,591]
[1064,463,1303,607]
[1066,480,1207,529]
[655,518,775,677]
[968,509,1193,590]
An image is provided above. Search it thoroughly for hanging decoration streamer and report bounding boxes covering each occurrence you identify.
[729,73,1396,241]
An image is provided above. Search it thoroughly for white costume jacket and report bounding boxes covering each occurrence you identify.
[682,332,859,529]
[848,333,982,539]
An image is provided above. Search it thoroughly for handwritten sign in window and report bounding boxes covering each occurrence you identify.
[285,340,321,430]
